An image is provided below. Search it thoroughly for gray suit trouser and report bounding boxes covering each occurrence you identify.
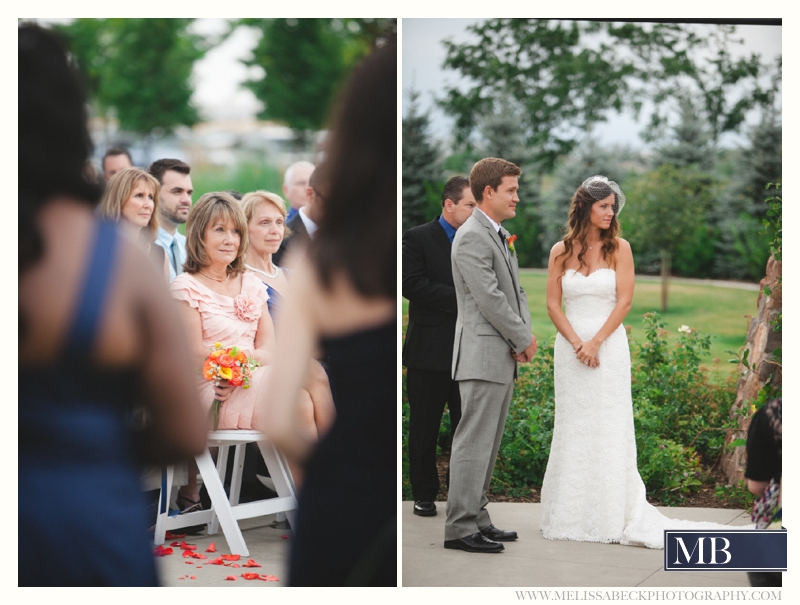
[444,376,515,540]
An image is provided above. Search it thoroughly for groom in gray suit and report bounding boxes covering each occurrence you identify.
[444,157,537,553]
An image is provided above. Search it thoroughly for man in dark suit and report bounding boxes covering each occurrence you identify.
[402,176,476,517]
[273,167,322,267]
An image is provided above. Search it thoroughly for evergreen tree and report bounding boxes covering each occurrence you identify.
[402,90,441,232]
[475,96,544,267]
[711,114,781,280]
[654,95,714,171]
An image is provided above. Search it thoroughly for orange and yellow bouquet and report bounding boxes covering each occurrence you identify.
[203,342,261,430]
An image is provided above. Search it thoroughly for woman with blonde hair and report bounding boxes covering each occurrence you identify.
[240,191,292,314]
[242,190,335,442]
[98,167,168,279]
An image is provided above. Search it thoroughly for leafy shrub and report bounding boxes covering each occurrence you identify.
[491,340,556,497]
[400,313,743,506]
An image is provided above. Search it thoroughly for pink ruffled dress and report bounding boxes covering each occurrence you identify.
[170,271,270,429]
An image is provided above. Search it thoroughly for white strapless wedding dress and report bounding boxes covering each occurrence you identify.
[540,268,744,549]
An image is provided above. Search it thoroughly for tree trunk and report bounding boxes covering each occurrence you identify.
[660,250,671,312]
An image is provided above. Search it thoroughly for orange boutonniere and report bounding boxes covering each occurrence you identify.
[506,234,517,255]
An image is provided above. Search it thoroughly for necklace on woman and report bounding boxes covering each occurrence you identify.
[244,262,278,279]
[199,269,229,282]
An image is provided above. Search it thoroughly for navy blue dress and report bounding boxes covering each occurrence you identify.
[19,221,159,586]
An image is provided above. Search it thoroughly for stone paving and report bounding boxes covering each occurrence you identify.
[402,501,755,588]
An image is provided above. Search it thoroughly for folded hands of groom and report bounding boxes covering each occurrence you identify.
[511,334,538,363]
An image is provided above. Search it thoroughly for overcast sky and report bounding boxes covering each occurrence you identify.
[402,19,782,150]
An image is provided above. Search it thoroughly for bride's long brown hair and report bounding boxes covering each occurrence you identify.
[555,182,621,278]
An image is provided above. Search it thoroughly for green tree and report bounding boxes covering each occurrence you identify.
[439,20,780,173]
[630,24,781,147]
[474,96,544,267]
[402,89,441,232]
[653,95,714,171]
[57,19,206,135]
[240,18,395,147]
[624,165,716,311]
[440,19,633,174]
[711,114,781,280]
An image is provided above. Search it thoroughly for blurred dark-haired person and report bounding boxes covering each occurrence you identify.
[745,397,782,587]
[258,38,396,586]
[402,176,475,517]
[102,146,133,182]
[19,24,206,586]
[147,158,193,282]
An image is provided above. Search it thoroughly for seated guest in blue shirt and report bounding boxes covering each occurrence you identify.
[283,161,314,223]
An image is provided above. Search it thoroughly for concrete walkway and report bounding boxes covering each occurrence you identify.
[402,501,753,587]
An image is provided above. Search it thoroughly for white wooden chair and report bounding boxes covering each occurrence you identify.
[154,430,297,556]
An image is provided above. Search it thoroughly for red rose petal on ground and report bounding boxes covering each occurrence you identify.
[243,559,261,568]
[179,541,197,551]
[205,543,217,553]
[170,541,180,547]
[153,545,173,556]
[191,552,207,559]
[281,535,288,539]
[185,561,193,565]
[231,564,240,568]
[182,550,194,558]
[221,554,241,561]
[209,557,225,565]
[225,576,237,581]
[241,573,260,580]
[262,575,280,582]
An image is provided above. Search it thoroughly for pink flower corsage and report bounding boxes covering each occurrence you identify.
[233,294,262,322]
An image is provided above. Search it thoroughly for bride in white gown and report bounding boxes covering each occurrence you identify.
[540,176,743,550]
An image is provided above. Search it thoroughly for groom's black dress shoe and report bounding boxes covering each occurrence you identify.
[480,524,518,541]
[413,501,437,516]
[444,532,504,553]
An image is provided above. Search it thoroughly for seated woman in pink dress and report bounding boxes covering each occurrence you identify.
[169,191,274,510]
[170,191,274,429]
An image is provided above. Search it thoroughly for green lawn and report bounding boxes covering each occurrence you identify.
[402,272,758,374]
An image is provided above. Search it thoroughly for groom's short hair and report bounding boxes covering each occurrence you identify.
[441,175,470,207]
[470,158,521,202]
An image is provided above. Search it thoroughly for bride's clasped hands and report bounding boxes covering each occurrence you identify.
[573,338,600,367]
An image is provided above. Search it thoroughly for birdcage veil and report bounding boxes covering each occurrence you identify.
[581,175,625,216]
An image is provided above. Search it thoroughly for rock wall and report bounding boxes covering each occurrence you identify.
[722,256,782,484]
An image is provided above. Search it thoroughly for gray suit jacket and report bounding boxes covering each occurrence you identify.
[451,210,531,384]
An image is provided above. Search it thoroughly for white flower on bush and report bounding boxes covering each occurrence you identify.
[678,325,691,334]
